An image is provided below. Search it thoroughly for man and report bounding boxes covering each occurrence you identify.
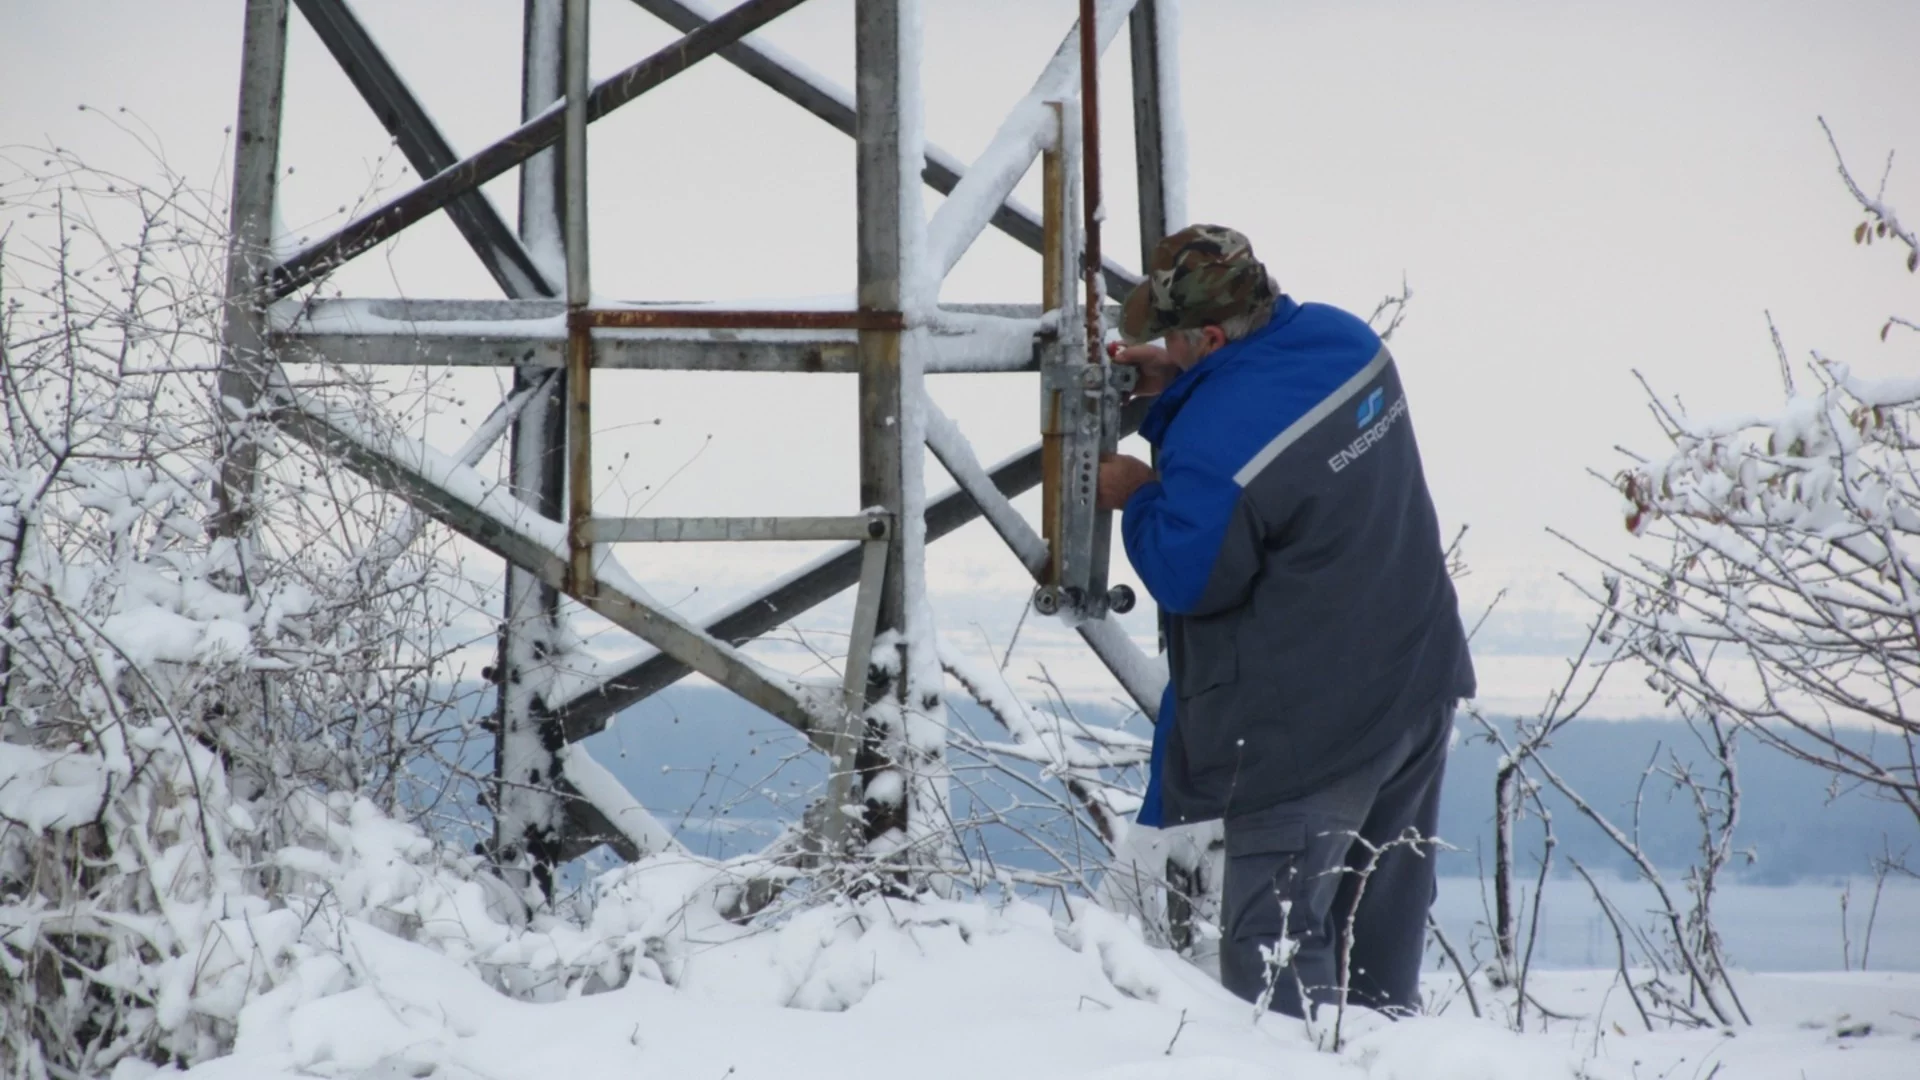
[1098,225,1475,1018]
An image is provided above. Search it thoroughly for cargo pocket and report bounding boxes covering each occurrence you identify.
[1224,819,1308,943]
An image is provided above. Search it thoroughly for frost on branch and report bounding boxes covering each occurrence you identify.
[0,148,498,1076]
[1601,140,1920,837]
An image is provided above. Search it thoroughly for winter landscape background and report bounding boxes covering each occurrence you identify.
[580,685,1920,971]
[8,0,1920,1077]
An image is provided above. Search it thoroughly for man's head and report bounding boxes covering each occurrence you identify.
[1120,224,1279,369]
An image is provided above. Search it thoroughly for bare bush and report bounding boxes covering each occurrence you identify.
[1585,122,1920,848]
[0,145,493,1077]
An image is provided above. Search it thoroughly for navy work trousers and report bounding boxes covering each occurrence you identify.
[1216,702,1452,1018]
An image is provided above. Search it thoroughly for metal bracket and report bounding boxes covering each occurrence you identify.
[1032,362,1137,621]
[1034,96,1132,624]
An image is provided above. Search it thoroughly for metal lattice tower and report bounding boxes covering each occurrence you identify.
[215,0,1185,890]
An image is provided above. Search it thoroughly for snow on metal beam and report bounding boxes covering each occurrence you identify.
[548,440,1044,741]
[269,299,1046,373]
[547,398,1156,740]
[924,0,1138,287]
[556,745,687,862]
[624,0,1141,297]
[268,388,840,743]
[923,399,1164,715]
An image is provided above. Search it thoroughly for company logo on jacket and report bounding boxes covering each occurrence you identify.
[1330,388,1406,473]
[1356,387,1385,427]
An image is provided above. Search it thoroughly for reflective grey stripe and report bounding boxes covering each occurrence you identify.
[1232,347,1392,487]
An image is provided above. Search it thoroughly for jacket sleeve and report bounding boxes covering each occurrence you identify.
[1121,444,1263,617]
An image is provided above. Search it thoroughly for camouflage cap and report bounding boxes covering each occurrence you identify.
[1119,224,1279,344]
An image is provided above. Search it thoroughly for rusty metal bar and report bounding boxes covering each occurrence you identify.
[270,300,1102,372]
[570,308,905,331]
[563,0,595,598]
[281,298,1076,323]
[1039,100,1068,589]
[565,317,594,595]
[267,0,813,299]
[1129,0,1173,651]
[1079,0,1105,366]
[273,323,1046,373]
[292,0,555,299]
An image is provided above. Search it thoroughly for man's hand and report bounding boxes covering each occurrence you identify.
[1098,453,1155,512]
[1108,341,1178,399]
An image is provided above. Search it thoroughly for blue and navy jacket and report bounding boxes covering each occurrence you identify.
[1127,296,1475,826]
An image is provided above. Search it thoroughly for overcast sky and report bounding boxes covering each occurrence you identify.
[6,0,1919,715]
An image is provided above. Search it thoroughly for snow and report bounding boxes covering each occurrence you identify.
[0,741,109,831]
[1837,365,1920,408]
[919,392,1167,713]
[923,399,1048,573]
[161,863,1920,1080]
[102,606,251,667]
[557,743,684,860]
[6,618,1915,1080]
[925,310,1045,372]
[1079,615,1171,714]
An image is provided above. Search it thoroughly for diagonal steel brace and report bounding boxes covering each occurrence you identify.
[624,0,1141,297]
[269,0,813,298]
[292,0,556,299]
[269,391,838,743]
[547,399,1151,740]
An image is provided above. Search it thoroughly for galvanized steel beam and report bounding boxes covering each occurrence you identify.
[291,0,555,299]
[269,299,1051,372]
[1128,0,1171,264]
[586,514,890,543]
[492,0,573,886]
[548,399,1147,743]
[623,0,1142,297]
[213,0,292,539]
[574,308,906,332]
[268,0,814,298]
[270,395,833,742]
[274,325,862,372]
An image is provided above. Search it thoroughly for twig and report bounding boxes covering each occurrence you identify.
[1164,1008,1190,1055]
[1427,915,1482,1019]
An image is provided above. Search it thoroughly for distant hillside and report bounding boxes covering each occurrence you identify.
[578,686,1915,882]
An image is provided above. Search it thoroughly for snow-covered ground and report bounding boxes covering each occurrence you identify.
[167,855,1919,1080]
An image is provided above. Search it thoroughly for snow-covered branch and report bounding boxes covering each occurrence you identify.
[1608,354,1920,826]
